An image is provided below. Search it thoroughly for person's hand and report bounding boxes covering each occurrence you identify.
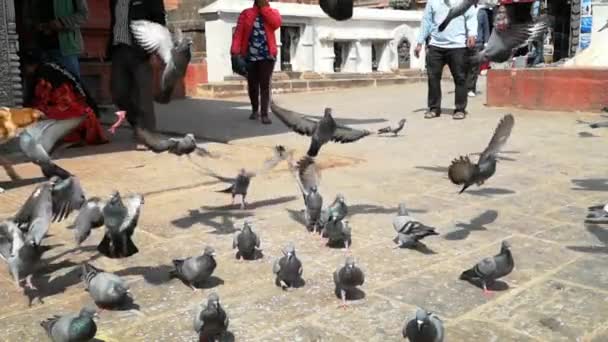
[255,0,269,7]
[414,44,423,58]
[467,36,476,48]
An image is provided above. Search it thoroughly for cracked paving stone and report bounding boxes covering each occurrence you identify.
[446,319,538,342]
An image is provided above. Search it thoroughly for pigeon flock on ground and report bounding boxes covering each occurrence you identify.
[0,2,591,341]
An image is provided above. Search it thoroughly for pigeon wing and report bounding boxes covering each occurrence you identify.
[332,125,371,143]
[120,194,143,232]
[297,155,320,193]
[130,20,173,64]
[203,169,236,184]
[272,258,282,274]
[497,18,550,51]
[448,156,476,185]
[270,101,318,136]
[23,117,85,157]
[479,114,515,163]
[51,176,85,222]
[256,146,291,175]
[69,198,105,245]
[14,184,44,224]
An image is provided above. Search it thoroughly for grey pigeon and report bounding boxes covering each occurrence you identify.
[448,114,515,193]
[377,118,406,136]
[170,246,217,289]
[586,203,608,224]
[598,19,608,32]
[18,117,84,179]
[130,20,192,104]
[588,121,608,129]
[40,306,98,342]
[325,194,348,223]
[438,0,478,32]
[393,203,439,249]
[272,243,303,290]
[402,308,444,342]
[319,0,353,21]
[97,191,144,259]
[193,292,229,341]
[133,127,212,157]
[270,101,371,157]
[233,221,261,260]
[81,263,130,307]
[460,240,514,295]
[333,256,364,308]
[0,220,42,290]
[288,155,323,232]
[68,197,106,246]
[323,219,352,250]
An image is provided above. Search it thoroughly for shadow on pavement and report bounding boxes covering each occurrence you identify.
[567,224,608,254]
[171,208,254,232]
[115,265,175,285]
[571,178,608,192]
[444,209,498,241]
[466,187,516,197]
[415,165,449,173]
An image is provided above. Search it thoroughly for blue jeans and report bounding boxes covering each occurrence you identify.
[42,50,81,79]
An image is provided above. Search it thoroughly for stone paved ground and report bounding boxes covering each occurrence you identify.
[1,79,608,342]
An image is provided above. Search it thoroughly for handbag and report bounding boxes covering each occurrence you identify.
[231,55,250,78]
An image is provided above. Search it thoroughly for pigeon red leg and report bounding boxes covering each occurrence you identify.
[482,282,494,297]
[338,289,348,309]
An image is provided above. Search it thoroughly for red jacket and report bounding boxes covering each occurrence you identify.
[231,5,282,57]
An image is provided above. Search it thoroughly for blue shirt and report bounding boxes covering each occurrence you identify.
[247,15,274,62]
[417,0,478,49]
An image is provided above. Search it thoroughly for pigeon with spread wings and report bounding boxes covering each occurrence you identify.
[0,220,44,290]
[270,101,371,157]
[289,155,323,232]
[130,20,192,104]
[448,114,514,194]
[438,0,478,32]
[133,127,213,157]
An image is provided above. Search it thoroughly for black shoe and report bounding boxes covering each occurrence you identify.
[261,115,272,125]
[249,112,259,120]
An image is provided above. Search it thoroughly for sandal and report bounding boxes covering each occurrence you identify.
[424,111,440,119]
[261,115,272,125]
[453,111,467,120]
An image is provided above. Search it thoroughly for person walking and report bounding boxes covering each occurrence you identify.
[25,0,88,79]
[231,0,282,125]
[108,0,166,132]
[466,3,491,97]
[415,0,478,120]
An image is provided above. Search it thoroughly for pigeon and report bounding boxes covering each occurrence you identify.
[205,145,291,209]
[68,197,106,246]
[170,246,217,289]
[40,306,98,342]
[233,221,261,260]
[97,191,144,259]
[130,20,193,104]
[270,101,371,157]
[193,292,229,341]
[438,0,478,32]
[272,243,303,290]
[333,256,365,308]
[323,219,352,250]
[393,203,439,249]
[402,308,444,342]
[585,203,608,224]
[598,19,608,32]
[133,127,213,157]
[325,193,348,223]
[588,121,608,129]
[81,263,130,307]
[0,220,43,290]
[288,155,323,232]
[448,114,515,193]
[319,0,353,21]
[460,240,514,295]
[18,117,85,179]
[377,118,406,136]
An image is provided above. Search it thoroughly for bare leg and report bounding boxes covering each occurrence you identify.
[339,289,348,309]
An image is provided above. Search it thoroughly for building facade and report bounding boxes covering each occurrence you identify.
[0,0,22,107]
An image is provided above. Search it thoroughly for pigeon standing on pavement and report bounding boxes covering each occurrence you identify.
[448,114,515,193]
[133,127,212,157]
[170,246,217,289]
[324,194,348,224]
[0,220,43,290]
[130,20,192,104]
[323,219,352,250]
[40,306,98,342]
[193,292,229,341]
[377,118,406,136]
[272,243,303,290]
[333,256,365,308]
[319,0,353,21]
[233,221,261,260]
[393,203,439,249]
[81,263,130,308]
[97,191,144,259]
[460,240,514,295]
[586,203,608,224]
[402,308,444,342]
[270,101,371,157]
[438,0,478,32]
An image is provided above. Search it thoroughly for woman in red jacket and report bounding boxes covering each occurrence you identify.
[231,0,282,125]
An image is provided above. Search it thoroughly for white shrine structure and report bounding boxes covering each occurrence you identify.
[199,0,424,82]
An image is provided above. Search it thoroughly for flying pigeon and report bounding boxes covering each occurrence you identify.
[438,0,478,32]
[377,118,406,136]
[393,203,439,249]
[170,246,217,289]
[585,203,608,224]
[68,197,106,246]
[40,306,98,342]
[323,219,352,250]
[193,292,230,341]
[272,243,303,290]
[333,256,364,308]
[288,155,323,232]
[0,220,43,290]
[97,191,144,259]
[18,117,84,179]
[133,127,213,157]
[81,263,130,308]
[460,240,514,295]
[448,114,515,193]
[402,308,444,342]
[233,221,261,260]
[270,101,371,157]
[319,0,353,21]
[130,20,193,104]
[204,145,291,209]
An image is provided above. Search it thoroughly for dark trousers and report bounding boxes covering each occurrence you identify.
[247,60,275,116]
[465,46,482,93]
[426,45,467,114]
[111,44,156,130]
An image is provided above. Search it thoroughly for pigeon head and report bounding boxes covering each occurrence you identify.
[398,118,406,126]
[184,133,196,141]
[323,108,332,117]
[203,246,216,257]
[501,240,511,251]
[310,186,318,193]
[397,203,408,216]
[48,176,60,185]
[109,191,121,203]
[335,194,346,204]
[345,256,356,268]
[415,308,429,329]
[238,168,247,176]
[79,306,99,319]
[284,243,296,258]
[242,220,253,232]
